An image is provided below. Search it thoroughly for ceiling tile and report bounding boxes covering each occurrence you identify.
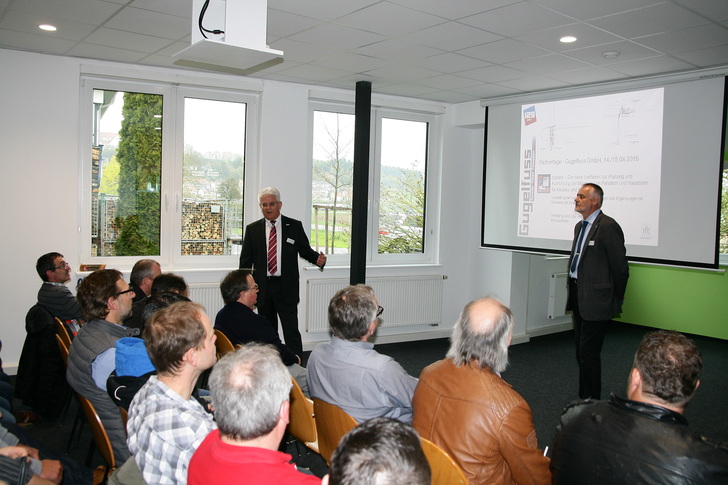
[507,53,592,75]
[547,66,629,84]
[130,0,191,18]
[407,52,488,73]
[607,55,697,77]
[459,2,575,38]
[68,41,148,62]
[498,75,570,91]
[104,6,189,40]
[0,28,76,54]
[268,0,378,22]
[458,38,548,64]
[459,64,527,83]
[565,40,662,65]
[267,10,321,38]
[334,2,444,37]
[390,0,518,21]
[11,0,120,25]
[635,24,728,54]
[672,45,728,67]
[589,3,709,39]
[0,10,97,42]
[288,22,384,51]
[532,0,662,21]
[401,21,501,51]
[516,22,623,52]
[354,39,444,61]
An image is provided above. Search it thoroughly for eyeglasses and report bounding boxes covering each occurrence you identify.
[246,284,259,291]
[52,262,70,270]
[259,201,280,208]
[377,306,384,316]
[114,288,135,297]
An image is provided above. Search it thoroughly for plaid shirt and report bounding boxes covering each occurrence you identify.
[127,376,216,485]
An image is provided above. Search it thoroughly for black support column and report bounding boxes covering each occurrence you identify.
[350,81,371,285]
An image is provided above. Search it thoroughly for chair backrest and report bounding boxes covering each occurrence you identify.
[213,329,235,359]
[420,437,468,485]
[287,377,318,452]
[119,406,128,433]
[77,392,116,471]
[54,333,69,368]
[55,317,72,349]
[312,398,357,464]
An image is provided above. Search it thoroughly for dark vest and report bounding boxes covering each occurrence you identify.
[66,319,133,464]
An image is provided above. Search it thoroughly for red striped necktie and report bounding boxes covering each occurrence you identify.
[267,220,277,274]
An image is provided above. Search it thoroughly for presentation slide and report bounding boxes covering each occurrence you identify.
[518,88,664,246]
[482,76,725,268]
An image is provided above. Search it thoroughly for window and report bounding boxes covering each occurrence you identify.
[310,101,441,265]
[83,78,256,267]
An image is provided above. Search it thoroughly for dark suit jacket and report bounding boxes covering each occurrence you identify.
[214,301,298,366]
[566,211,629,321]
[239,215,319,308]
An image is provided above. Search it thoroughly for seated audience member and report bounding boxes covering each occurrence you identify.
[551,330,728,484]
[188,344,320,485]
[107,292,190,410]
[215,269,308,395]
[125,272,186,331]
[128,259,162,304]
[67,269,136,465]
[0,424,63,484]
[125,301,217,485]
[324,417,431,485]
[413,297,550,485]
[307,285,417,424]
[35,252,83,321]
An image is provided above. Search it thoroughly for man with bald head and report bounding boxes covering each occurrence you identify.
[413,297,551,485]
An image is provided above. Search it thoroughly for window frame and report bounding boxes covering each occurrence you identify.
[79,76,260,269]
[308,99,442,267]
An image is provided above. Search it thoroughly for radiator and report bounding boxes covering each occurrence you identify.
[306,275,444,333]
[188,283,225,317]
[547,273,569,319]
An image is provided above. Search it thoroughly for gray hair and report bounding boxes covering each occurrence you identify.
[258,186,281,202]
[209,343,292,441]
[328,417,431,485]
[130,259,160,287]
[446,297,513,373]
[329,285,378,341]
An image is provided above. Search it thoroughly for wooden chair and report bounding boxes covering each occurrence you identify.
[213,329,235,359]
[119,407,128,434]
[54,334,88,458]
[420,437,469,485]
[312,398,357,464]
[78,393,116,482]
[287,377,318,453]
[55,317,73,349]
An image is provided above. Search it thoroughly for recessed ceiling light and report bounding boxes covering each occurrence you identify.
[560,36,577,43]
[602,51,620,59]
[39,24,57,32]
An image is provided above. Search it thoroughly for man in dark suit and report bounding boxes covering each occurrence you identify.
[566,183,629,399]
[239,187,326,356]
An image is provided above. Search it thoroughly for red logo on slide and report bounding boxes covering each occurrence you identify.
[524,106,537,126]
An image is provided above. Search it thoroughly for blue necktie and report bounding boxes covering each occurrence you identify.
[570,221,588,274]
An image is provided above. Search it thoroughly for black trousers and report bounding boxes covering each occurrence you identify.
[569,278,609,400]
[258,278,303,357]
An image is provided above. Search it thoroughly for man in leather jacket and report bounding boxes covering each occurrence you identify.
[413,297,551,485]
[551,330,728,484]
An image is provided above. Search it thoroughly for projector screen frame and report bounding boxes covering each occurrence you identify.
[480,71,728,270]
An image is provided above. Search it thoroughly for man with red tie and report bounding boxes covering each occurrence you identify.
[239,187,326,357]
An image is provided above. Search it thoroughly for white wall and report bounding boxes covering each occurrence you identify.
[0,48,564,374]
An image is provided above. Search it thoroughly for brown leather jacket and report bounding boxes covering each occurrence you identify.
[413,359,551,485]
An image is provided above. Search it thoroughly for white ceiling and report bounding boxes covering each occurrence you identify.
[1,0,727,103]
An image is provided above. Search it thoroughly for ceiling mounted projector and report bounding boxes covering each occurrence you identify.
[174,0,283,70]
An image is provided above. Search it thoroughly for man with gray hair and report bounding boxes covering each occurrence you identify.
[239,187,326,357]
[324,417,431,485]
[307,284,417,424]
[413,297,550,485]
[128,259,161,303]
[187,344,321,484]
